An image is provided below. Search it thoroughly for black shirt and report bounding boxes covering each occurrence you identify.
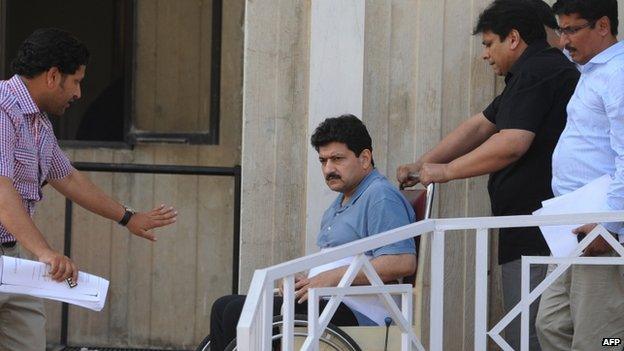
[482,40,580,264]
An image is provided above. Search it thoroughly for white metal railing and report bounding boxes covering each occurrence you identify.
[494,226,624,351]
[237,210,624,351]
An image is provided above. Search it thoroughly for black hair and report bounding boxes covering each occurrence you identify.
[552,0,618,35]
[310,114,375,167]
[11,28,89,78]
[525,0,559,29]
[473,0,547,44]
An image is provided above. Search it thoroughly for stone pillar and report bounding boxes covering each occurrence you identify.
[305,0,365,253]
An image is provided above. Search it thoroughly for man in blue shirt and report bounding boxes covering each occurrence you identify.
[206,115,417,350]
[536,1,624,350]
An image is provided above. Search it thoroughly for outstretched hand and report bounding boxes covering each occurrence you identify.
[127,204,177,241]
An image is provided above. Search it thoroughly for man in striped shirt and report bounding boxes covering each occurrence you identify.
[0,28,177,350]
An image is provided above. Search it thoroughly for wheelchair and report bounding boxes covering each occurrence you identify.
[196,182,433,351]
[197,314,361,350]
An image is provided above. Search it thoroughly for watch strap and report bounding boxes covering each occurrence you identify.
[118,208,134,226]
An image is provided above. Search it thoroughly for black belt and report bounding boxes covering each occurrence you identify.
[1,241,16,248]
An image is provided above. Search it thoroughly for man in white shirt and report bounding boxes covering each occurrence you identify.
[535,1,624,350]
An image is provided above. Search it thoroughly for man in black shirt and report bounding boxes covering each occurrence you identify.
[397,0,579,349]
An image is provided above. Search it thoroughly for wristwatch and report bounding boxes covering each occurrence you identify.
[118,206,136,226]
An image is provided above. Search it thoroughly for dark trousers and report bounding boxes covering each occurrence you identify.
[209,294,359,350]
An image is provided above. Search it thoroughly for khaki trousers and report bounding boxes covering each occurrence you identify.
[0,244,46,351]
[536,254,624,351]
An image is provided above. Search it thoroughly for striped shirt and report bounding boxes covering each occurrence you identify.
[0,75,74,243]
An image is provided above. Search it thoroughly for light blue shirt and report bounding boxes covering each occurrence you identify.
[317,169,416,256]
[552,41,624,235]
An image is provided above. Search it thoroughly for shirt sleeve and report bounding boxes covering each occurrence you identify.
[47,136,74,180]
[602,66,624,235]
[492,72,554,132]
[482,94,502,124]
[367,197,416,258]
[0,110,16,179]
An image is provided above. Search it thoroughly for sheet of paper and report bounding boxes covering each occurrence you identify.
[0,256,109,311]
[534,175,612,257]
[306,252,401,326]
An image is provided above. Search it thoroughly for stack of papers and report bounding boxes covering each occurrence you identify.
[533,175,612,257]
[0,256,109,311]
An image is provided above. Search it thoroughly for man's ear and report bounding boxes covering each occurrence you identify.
[597,16,612,37]
[359,149,373,169]
[508,29,521,50]
[45,67,61,88]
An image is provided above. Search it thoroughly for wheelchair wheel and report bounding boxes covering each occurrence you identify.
[196,334,211,351]
[224,314,361,351]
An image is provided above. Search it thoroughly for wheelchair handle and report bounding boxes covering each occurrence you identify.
[424,182,435,220]
[399,172,420,190]
[399,171,435,220]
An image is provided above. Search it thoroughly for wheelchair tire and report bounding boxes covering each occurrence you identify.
[196,334,211,351]
[223,314,361,351]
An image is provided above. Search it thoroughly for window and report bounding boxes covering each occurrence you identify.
[1,0,222,146]
[2,0,132,146]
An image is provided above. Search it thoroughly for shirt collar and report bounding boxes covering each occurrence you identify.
[506,39,550,81]
[582,40,624,71]
[7,75,42,115]
[334,169,382,210]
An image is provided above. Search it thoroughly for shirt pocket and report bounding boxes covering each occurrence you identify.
[14,147,39,184]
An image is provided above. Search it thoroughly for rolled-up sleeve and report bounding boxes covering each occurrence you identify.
[0,111,16,179]
[603,67,624,237]
[368,197,416,258]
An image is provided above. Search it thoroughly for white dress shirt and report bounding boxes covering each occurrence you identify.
[552,41,624,238]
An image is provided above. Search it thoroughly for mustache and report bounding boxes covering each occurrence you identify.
[325,173,341,181]
[565,45,576,52]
